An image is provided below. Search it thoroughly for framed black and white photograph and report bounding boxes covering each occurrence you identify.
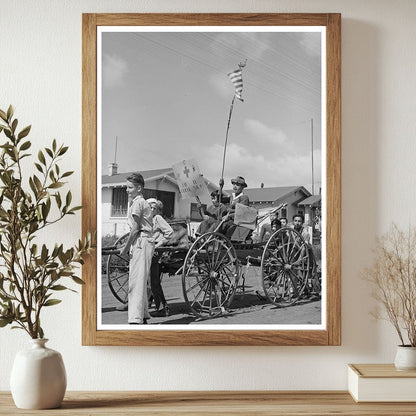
[82,13,341,346]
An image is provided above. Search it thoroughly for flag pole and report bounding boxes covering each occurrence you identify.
[219,95,236,200]
[310,118,314,195]
[219,60,246,202]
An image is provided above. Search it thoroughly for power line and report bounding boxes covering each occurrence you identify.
[129,32,321,116]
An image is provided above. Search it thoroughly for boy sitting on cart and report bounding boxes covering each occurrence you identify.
[196,190,228,236]
[217,176,252,240]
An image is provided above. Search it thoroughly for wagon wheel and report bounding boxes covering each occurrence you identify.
[182,232,239,318]
[106,233,129,304]
[261,227,310,307]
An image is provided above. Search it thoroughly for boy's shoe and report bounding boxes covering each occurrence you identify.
[151,305,169,317]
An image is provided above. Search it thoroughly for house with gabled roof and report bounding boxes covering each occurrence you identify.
[227,185,312,223]
[101,165,219,237]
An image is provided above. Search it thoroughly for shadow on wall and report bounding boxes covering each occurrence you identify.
[340,19,381,355]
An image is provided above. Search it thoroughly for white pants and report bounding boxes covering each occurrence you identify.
[128,236,154,324]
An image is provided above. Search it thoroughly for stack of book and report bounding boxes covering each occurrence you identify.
[348,364,416,402]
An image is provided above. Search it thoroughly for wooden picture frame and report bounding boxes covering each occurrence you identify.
[82,13,341,346]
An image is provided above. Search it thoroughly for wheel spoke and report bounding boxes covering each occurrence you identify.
[185,274,210,294]
[182,232,239,318]
[208,280,213,311]
[106,233,130,304]
[261,227,312,307]
[287,244,303,262]
[108,269,128,280]
[190,278,210,308]
[213,245,229,270]
[216,276,232,298]
[214,283,223,308]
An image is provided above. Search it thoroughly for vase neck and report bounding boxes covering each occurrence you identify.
[30,339,49,349]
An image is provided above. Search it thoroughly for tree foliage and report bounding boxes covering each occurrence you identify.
[0,105,93,338]
[363,223,416,346]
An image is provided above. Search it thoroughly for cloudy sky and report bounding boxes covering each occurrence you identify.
[100,28,323,193]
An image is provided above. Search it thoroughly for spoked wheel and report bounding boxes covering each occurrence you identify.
[106,233,129,304]
[261,227,311,307]
[182,232,239,318]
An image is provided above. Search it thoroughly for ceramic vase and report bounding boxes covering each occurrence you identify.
[10,338,67,409]
[394,345,416,371]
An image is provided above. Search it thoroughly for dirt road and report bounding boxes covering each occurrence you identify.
[101,265,322,326]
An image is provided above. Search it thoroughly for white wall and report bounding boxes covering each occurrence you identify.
[1,0,415,391]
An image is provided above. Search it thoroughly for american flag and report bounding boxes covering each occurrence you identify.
[227,68,244,102]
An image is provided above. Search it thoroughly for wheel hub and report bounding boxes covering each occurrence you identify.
[210,271,218,280]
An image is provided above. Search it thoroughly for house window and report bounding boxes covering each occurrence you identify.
[111,187,128,217]
[144,189,175,219]
[190,203,206,221]
[111,188,175,218]
[281,208,287,218]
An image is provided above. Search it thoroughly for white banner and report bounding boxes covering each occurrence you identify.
[172,159,207,200]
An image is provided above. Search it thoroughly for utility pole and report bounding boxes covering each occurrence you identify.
[310,118,315,195]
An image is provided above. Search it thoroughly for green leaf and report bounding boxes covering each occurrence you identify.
[19,140,31,151]
[17,125,31,140]
[65,191,72,207]
[48,182,64,189]
[58,250,67,264]
[61,171,74,178]
[11,118,18,133]
[33,175,43,192]
[69,206,82,212]
[52,244,63,259]
[29,177,38,197]
[58,146,68,156]
[6,105,14,121]
[38,325,44,339]
[52,139,57,152]
[4,128,12,140]
[0,109,7,121]
[59,270,73,277]
[34,162,43,173]
[41,202,50,220]
[50,285,68,291]
[71,276,85,285]
[43,299,62,307]
[45,147,53,158]
[55,192,62,208]
[41,244,48,262]
[0,317,13,327]
[38,150,46,165]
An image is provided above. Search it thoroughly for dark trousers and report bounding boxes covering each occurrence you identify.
[150,255,166,310]
[217,219,237,239]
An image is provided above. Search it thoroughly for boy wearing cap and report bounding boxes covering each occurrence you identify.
[147,198,173,317]
[219,176,250,238]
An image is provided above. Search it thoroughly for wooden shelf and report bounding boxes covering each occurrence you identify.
[2,391,416,415]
